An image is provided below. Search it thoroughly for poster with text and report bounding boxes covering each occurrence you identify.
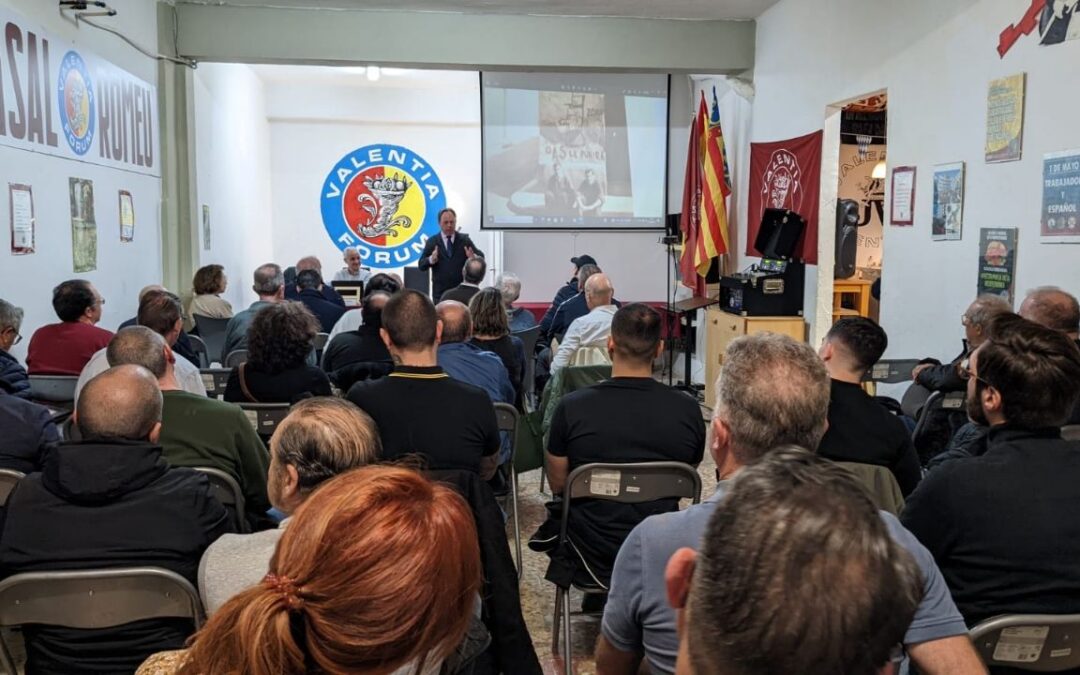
[119,191,134,242]
[69,177,97,272]
[932,163,965,241]
[9,183,34,254]
[977,227,1018,305]
[985,73,1025,163]
[1041,150,1080,243]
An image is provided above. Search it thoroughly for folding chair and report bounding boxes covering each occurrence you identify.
[238,402,290,440]
[199,368,231,399]
[970,614,1080,671]
[193,467,249,534]
[224,349,248,368]
[551,462,702,674]
[512,325,541,406]
[862,359,924,384]
[0,469,25,507]
[313,332,330,365]
[493,403,522,579]
[187,334,210,369]
[0,567,205,675]
[28,375,78,409]
[1063,425,1080,442]
[912,390,967,465]
[192,315,231,365]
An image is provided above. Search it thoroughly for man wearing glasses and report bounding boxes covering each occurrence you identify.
[903,314,1080,626]
[0,297,60,473]
[26,280,113,376]
[910,295,1011,393]
[0,298,29,398]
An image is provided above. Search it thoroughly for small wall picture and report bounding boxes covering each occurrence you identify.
[69,177,97,272]
[1041,150,1080,244]
[985,73,1025,163]
[9,183,34,254]
[119,190,135,242]
[932,162,965,241]
[977,227,1018,305]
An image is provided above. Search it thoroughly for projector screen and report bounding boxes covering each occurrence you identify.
[481,72,669,231]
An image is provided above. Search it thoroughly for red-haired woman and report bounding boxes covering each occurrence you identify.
[137,466,482,675]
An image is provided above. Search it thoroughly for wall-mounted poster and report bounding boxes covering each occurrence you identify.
[1042,150,1080,243]
[69,177,97,272]
[977,227,1018,304]
[9,183,34,254]
[890,166,916,226]
[202,204,211,250]
[119,191,134,242]
[985,73,1025,163]
[932,163,965,241]
[998,0,1080,57]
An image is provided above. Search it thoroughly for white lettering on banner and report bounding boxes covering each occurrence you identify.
[0,7,159,176]
[321,147,442,203]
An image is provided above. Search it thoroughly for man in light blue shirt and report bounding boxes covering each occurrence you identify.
[596,333,985,675]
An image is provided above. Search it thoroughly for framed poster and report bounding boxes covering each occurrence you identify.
[119,190,134,242]
[977,227,1018,305]
[1041,150,1080,243]
[932,162,965,241]
[9,183,34,254]
[69,177,97,273]
[890,166,916,226]
[985,73,1025,163]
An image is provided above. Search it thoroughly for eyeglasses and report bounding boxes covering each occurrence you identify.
[958,357,990,387]
[2,328,20,345]
[960,314,971,326]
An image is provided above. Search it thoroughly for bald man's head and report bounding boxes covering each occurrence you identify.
[360,291,391,327]
[296,256,322,273]
[436,300,472,344]
[584,273,614,310]
[106,326,169,379]
[1020,287,1080,338]
[77,365,163,442]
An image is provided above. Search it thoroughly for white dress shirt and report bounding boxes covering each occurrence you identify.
[551,304,617,375]
[74,347,207,403]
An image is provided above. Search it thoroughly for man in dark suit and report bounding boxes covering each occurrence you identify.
[418,208,485,301]
[295,269,346,333]
[441,257,486,305]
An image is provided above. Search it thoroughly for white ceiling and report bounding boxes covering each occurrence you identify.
[178,0,780,21]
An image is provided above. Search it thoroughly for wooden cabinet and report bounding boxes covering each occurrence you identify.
[703,310,806,409]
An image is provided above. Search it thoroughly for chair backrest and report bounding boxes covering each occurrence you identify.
[238,402,291,438]
[313,332,330,351]
[193,315,231,364]
[570,344,612,368]
[224,349,248,368]
[834,462,905,516]
[494,402,519,465]
[1063,425,1080,442]
[28,375,78,404]
[862,359,923,384]
[0,469,25,507]
[560,462,702,541]
[193,467,248,533]
[199,368,231,399]
[187,334,210,369]
[912,390,968,463]
[60,416,82,442]
[970,614,1080,671]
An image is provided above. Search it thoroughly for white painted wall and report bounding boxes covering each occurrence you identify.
[752,0,1080,360]
[193,64,274,311]
[0,0,161,361]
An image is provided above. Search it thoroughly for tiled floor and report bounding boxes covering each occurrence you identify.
[509,402,717,675]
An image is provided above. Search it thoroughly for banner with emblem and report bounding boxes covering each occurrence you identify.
[0,6,159,177]
[746,130,823,264]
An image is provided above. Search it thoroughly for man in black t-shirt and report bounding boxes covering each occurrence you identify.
[529,303,705,588]
[346,290,500,478]
[817,317,922,495]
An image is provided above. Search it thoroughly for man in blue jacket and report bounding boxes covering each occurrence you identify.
[0,298,29,399]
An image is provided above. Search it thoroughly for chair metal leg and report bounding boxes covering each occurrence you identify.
[540,449,549,495]
[511,468,522,580]
[552,586,563,654]
[562,587,574,675]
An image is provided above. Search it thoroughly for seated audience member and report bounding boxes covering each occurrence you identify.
[138,467,480,675]
[75,290,207,402]
[551,273,616,375]
[185,264,233,332]
[0,365,230,674]
[105,326,271,530]
[26,280,113,375]
[326,271,402,340]
[1019,285,1080,424]
[0,298,29,398]
[0,390,59,473]
[441,256,487,305]
[222,263,285,358]
[912,294,1011,393]
[224,303,331,404]
[198,398,381,613]
[284,255,344,306]
[347,290,500,478]
[539,254,596,338]
[531,304,705,589]
[120,285,200,366]
[332,245,371,283]
[470,287,527,404]
[437,300,515,409]
[902,315,1080,626]
[598,333,983,675]
[294,268,346,333]
[545,263,601,342]
[669,448,922,675]
[817,317,921,495]
[498,272,537,333]
[322,291,394,390]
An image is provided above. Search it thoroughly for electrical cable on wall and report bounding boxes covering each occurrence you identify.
[59,0,198,69]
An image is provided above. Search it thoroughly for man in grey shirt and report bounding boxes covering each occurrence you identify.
[220,263,285,360]
[198,397,382,613]
[596,334,986,675]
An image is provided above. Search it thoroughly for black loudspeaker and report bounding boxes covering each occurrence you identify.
[403,266,431,296]
[753,208,806,259]
[665,213,681,238]
[834,199,860,279]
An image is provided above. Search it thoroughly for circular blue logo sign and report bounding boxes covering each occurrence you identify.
[57,50,95,156]
[320,144,445,269]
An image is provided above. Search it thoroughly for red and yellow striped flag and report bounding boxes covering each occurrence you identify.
[697,89,731,274]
